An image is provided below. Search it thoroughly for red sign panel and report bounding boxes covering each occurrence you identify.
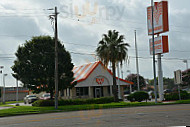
[96,78,104,85]
[149,35,169,55]
[147,1,169,35]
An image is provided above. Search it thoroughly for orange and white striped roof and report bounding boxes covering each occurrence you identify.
[72,61,133,84]
[73,61,100,83]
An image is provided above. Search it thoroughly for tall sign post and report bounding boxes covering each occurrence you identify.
[174,70,182,100]
[147,1,169,102]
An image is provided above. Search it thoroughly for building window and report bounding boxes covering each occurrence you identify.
[76,87,89,96]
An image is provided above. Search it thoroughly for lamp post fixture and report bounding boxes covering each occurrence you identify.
[183,60,188,70]
[3,74,8,104]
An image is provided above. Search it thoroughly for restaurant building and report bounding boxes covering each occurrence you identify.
[62,61,133,100]
[0,87,29,101]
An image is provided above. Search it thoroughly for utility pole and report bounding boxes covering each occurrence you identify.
[134,30,140,91]
[151,0,157,103]
[16,79,19,106]
[49,7,59,109]
[3,74,7,104]
[55,7,59,109]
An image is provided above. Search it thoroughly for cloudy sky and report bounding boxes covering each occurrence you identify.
[0,0,190,87]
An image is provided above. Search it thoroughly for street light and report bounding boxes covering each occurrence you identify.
[3,74,7,104]
[0,66,3,74]
[183,60,188,70]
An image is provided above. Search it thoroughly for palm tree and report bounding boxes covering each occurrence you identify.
[96,30,130,102]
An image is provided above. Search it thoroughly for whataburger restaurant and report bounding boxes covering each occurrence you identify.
[62,61,133,99]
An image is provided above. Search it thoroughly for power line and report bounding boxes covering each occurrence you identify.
[0,51,190,63]
[59,12,190,31]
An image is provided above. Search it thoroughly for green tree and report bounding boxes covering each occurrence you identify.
[12,36,76,99]
[126,74,146,91]
[163,77,175,89]
[96,30,130,102]
[182,69,190,88]
[148,77,175,90]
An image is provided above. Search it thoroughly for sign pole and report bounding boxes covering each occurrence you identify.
[174,70,182,100]
[178,83,181,100]
[151,0,158,103]
[157,53,164,101]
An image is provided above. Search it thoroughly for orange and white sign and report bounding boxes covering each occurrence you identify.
[96,78,104,85]
[147,1,169,35]
[149,35,169,55]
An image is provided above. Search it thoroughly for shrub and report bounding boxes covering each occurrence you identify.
[32,100,54,107]
[127,91,149,102]
[164,90,190,101]
[33,97,114,107]
[126,94,135,102]
[151,93,159,99]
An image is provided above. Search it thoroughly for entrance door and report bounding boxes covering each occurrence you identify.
[95,88,101,98]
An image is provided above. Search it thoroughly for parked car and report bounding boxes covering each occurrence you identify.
[182,88,190,93]
[40,93,51,100]
[24,95,38,104]
[164,89,172,94]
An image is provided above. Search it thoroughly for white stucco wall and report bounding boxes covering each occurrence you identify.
[75,64,130,87]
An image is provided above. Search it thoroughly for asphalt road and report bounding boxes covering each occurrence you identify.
[0,104,190,127]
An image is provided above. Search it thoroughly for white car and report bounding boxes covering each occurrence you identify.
[40,93,51,100]
[24,95,38,104]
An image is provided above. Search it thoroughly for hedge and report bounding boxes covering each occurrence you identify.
[164,90,190,101]
[32,97,114,107]
[127,91,149,102]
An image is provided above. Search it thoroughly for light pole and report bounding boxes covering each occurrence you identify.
[121,70,124,79]
[16,79,19,106]
[134,30,140,91]
[0,66,3,104]
[183,60,188,70]
[3,74,7,104]
[117,63,121,100]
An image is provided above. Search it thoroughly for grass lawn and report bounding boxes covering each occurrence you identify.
[0,101,23,105]
[0,100,190,117]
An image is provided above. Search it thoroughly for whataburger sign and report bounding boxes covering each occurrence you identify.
[147,1,169,35]
[149,36,169,55]
[147,1,169,55]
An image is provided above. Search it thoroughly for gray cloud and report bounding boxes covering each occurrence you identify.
[0,0,190,86]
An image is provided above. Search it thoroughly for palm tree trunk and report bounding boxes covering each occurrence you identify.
[112,62,119,102]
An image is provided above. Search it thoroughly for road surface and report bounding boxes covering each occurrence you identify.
[0,104,190,127]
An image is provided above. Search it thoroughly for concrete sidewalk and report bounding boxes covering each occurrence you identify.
[0,106,13,110]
